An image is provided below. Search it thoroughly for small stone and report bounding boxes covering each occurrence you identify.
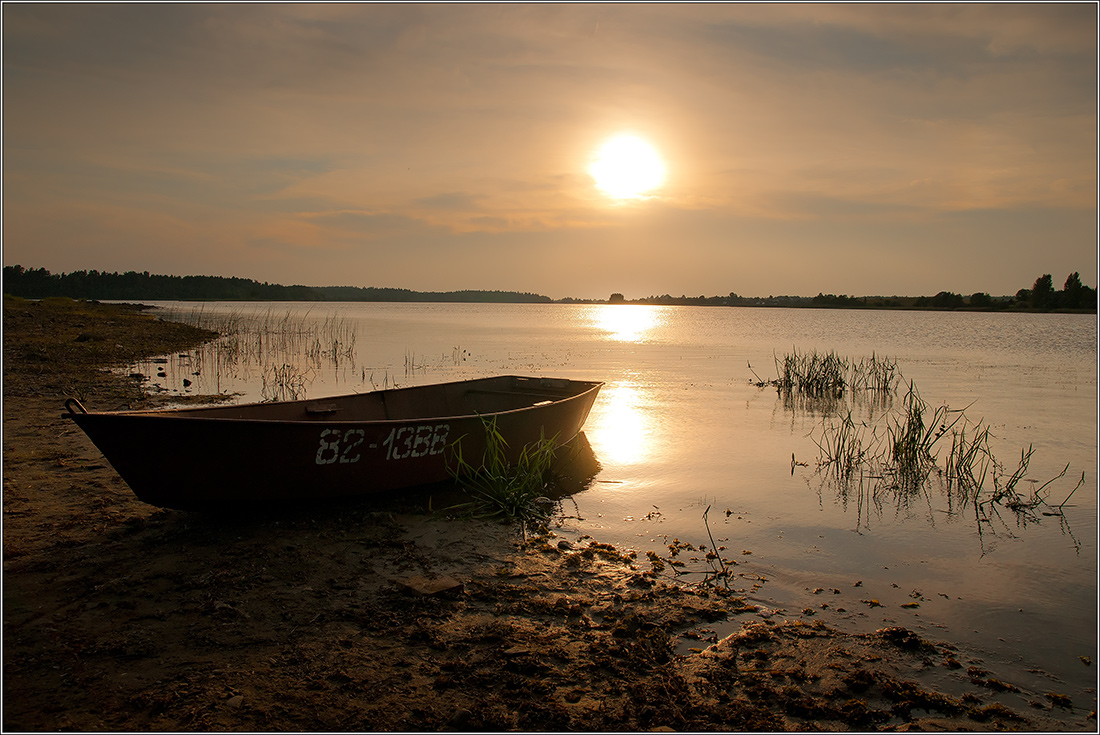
[1047,692,1072,708]
[225,695,243,708]
[557,539,573,550]
[562,553,583,568]
[448,708,472,727]
[398,575,463,597]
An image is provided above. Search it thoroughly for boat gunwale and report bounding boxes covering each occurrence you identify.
[71,376,604,425]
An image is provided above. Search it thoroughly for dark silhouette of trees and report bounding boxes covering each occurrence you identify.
[1,266,552,303]
[1062,272,1088,309]
[4,265,1094,311]
[932,291,964,308]
[1030,274,1056,309]
[969,292,992,308]
[812,293,864,307]
[913,291,963,309]
[1016,272,1096,310]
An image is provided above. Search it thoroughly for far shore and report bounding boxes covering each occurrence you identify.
[4,264,1096,312]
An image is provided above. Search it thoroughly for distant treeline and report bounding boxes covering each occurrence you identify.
[1,266,552,304]
[619,272,1096,312]
[3,265,1094,311]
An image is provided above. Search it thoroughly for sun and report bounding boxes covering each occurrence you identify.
[589,134,666,200]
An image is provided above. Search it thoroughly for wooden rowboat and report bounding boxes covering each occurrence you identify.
[64,375,602,511]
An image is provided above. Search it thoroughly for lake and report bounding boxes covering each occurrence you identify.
[129,301,1097,704]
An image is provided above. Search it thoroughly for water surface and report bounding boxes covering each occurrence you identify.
[132,302,1097,703]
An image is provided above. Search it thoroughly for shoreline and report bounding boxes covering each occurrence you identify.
[5,265,1097,313]
[3,296,1093,731]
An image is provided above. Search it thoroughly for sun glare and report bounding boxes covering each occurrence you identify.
[589,134,666,200]
[592,304,663,342]
[586,381,650,465]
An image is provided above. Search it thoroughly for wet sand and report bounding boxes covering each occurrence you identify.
[3,296,1093,731]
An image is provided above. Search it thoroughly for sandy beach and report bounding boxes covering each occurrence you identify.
[3,296,1092,731]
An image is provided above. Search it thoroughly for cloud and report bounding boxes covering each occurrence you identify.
[413,192,481,211]
[307,210,443,239]
[467,216,512,230]
[2,4,1094,297]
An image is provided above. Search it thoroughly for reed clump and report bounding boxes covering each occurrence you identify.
[154,306,359,398]
[260,362,314,402]
[947,429,1084,524]
[886,382,961,489]
[305,315,356,368]
[756,349,899,398]
[812,411,871,484]
[765,349,1083,532]
[753,350,898,417]
[448,416,563,525]
[775,349,850,397]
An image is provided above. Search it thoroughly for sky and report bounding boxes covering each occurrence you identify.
[3,3,1097,300]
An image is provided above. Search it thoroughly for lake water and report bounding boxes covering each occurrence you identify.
[130,302,1097,705]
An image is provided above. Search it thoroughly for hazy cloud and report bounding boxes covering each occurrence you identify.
[309,210,445,239]
[413,192,482,211]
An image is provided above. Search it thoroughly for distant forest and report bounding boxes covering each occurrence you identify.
[600,271,1097,311]
[2,265,1095,312]
[1,266,551,304]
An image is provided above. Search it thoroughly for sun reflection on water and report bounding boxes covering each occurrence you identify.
[586,381,650,465]
[590,304,664,342]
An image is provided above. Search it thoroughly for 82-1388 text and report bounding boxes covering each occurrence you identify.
[315,424,450,465]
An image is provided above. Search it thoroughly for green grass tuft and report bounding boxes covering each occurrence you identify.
[447,415,562,524]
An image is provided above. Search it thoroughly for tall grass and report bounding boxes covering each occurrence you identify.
[773,349,848,397]
[851,353,900,394]
[758,349,898,418]
[945,422,992,493]
[260,363,314,402]
[765,349,899,398]
[778,349,1083,531]
[886,382,961,489]
[149,306,359,399]
[305,314,357,369]
[447,416,563,525]
[812,410,872,483]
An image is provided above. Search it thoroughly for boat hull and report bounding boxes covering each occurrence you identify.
[66,376,601,511]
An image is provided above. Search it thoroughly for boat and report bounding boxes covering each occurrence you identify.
[64,375,602,511]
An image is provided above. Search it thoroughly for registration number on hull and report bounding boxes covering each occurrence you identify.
[314,424,450,465]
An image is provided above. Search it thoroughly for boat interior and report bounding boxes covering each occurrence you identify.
[111,376,600,422]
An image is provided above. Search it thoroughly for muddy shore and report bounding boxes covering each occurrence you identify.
[3,296,1093,731]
